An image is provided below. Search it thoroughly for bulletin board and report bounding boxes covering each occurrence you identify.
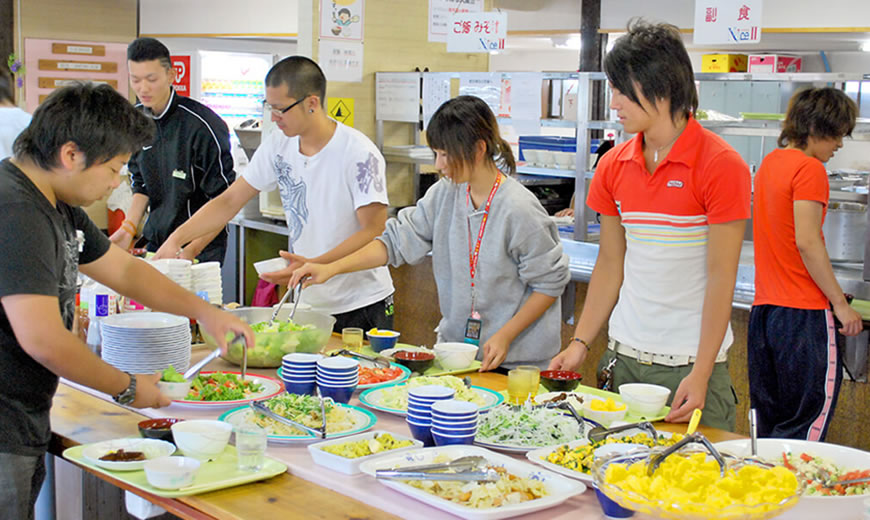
[23,38,129,113]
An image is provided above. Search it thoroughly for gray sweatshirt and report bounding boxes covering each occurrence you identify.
[377,176,570,369]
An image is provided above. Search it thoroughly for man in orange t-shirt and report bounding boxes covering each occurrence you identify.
[750,87,862,441]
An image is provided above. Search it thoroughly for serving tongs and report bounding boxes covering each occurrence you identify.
[540,400,591,434]
[376,455,499,482]
[331,348,391,369]
[646,432,727,477]
[184,333,247,381]
[587,421,658,444]
[250,399,327,439]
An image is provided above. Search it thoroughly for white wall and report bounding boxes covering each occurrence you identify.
[490,48,579,71]
[496,0,580,32]
[139,0,298,35]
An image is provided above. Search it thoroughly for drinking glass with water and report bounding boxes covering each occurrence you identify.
[235,424,267,471]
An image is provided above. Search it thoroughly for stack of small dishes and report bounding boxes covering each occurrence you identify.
[190,261,222,305]
[281,353,322,395]
[430,399,478,446]
[148,258,193,291]
[406,385,455,447]
[316,356,358,404]
[100,312,191,373]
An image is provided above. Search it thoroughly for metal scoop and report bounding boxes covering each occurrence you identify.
[386,455,486,474]
[587,421,658,444]
[183,333,246,381]
[647,432,727,477]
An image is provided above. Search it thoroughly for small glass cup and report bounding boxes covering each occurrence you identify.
[235,424,267,472]
[507,365,541,405]
[342,327,364,352]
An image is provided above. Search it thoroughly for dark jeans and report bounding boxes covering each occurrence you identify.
[748,305,841,441]
[0,451,46,520]
[332,294,395,332]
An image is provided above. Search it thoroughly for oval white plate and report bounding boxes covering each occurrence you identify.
[81,438,175,471]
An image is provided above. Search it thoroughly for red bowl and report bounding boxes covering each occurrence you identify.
[138,418,185,443]
[540,370,582,392]
[394,350,435,373]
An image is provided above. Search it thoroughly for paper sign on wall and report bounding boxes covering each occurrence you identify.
[693,0,763,45]
[319,39,364,83]
[375,72,420,123]
[328,97,354,127]
[447,11,507,53]
[320,0,364,41]
[171,55,191,97]
[459,72,500,115]
[422,72,451,130]
[429,0,484,43]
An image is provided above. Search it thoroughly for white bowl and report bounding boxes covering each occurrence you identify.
[537,150,555,168]
[144,456,201,490]
[308,430,423,475]
[171,420,233,460]
[553,151,574,169]
[618,383,671,416]
[157,380,191,400]
[522,149,540,165]
[583,398,628,427]
[253,257,290,276]
[433,342,478,371]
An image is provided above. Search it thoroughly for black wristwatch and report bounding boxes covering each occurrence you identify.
[112,373,137,405]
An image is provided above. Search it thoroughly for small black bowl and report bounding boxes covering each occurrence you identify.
[540,370,582,392]
[394,350,435,373]
[138,418,185,443]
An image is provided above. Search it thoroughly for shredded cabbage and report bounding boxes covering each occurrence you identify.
[476,403,582,448]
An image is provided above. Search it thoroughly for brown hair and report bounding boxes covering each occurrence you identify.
[426,95,516,177]
[778,87,858,148]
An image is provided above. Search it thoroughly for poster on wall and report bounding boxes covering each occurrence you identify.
[422,72,451,130]
[693,0,762,45]
[320,0,365,41]
[376,72,419,123]
[459,72,500,116]
[429,0,484,43]
[23,38,129,113]
[170,55,191,97]
[319,39,364,83]
[446,11,507,53]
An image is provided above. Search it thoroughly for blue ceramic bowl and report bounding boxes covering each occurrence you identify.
[406,412,431,424]
[407,402,433,414]
[594,486,634,518]
[407,385,455,401]
[431,430,475,446]
[430,425,477,436]
[317,383,357,404]
[406,420,434,447]
[282,374,316,383]
[430,399,479,417]
[367,330,400,352]
[316,368,359,379]
[431,418,477,431]
[283,353,323,364]
[283,380,316,395]
[431,411,478,422]
[316,374,359,385]
[282,363,318,371]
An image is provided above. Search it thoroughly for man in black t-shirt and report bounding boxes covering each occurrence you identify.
[0,83,253,520]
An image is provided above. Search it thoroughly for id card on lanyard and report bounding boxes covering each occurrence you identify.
[464,173,503,345]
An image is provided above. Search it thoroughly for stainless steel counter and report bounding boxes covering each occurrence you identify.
[561,238,870,311]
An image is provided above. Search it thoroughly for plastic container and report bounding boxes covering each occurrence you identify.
[518,135,600,162]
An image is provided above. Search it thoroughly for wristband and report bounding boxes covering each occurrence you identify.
[121,220,137,236]
[571,337,590,351]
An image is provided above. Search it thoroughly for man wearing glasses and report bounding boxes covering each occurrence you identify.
[156,56,394,332]
[111,37,235,264]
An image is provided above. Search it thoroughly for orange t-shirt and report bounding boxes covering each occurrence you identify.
[752,148,829,309]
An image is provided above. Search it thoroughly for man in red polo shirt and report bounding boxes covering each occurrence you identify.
[549,20,751,430]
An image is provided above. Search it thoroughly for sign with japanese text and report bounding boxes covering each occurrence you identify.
[318,39,363,83]
[429,0,484,43]
[693,0,763,45]
[447,11,507,53]
[375,72,419,123]
[170,55,191,97]
[320,0,364,41]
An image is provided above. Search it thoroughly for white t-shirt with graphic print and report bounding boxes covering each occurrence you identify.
[243,121,394,314]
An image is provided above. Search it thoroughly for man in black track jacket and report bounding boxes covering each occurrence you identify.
[110,37,234,264]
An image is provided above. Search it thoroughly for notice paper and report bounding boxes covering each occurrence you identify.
[422,72,452,130]
[375,72,420,123]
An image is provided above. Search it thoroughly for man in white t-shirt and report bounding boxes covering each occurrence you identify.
[0,66,32,160]
[156,56,395,330]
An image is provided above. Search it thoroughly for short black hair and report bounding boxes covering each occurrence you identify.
[265,56,326,107]
[13,82,155,170]
[0,64,13,104]
[604,19,698,122]
[779,88,858,149]
[127,37,172,69]
[338,8,351,16]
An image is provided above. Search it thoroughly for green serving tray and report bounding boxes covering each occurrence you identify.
[63,444,287,498]
[502,383,670,424]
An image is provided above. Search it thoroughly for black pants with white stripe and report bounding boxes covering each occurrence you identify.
[748,305,841,441]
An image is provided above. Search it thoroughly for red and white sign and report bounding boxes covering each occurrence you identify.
[429,0,484,43]
[171,55,191,97]
[693,0,763,45]
[446,11,507,53]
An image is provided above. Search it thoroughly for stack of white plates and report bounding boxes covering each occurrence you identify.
[149,259,193,291]
[100,312,191,373]
[191,261,223,305]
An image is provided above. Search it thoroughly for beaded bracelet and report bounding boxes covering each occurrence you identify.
[571,337,591,351]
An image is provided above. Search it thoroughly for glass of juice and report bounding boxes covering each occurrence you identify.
[342,327,364,352]
[507,365,541,405]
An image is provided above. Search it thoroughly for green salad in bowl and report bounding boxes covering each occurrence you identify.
[203,308,336,367]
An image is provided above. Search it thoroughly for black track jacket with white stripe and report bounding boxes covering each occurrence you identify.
[129,88,235,263]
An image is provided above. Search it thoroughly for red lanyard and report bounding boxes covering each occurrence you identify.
[465,173,503,316]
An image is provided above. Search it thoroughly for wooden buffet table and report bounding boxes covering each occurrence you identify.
[50,341,744,520]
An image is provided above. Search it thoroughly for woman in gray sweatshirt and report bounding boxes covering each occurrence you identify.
[291,96,570,371]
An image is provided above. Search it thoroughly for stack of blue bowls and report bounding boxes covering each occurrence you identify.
[430,399,479,446]
[281,353,322,395]
[406,385,455,447]
[315,356,359,404]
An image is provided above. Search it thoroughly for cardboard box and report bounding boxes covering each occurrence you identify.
[701,54,748,73]
[748,54,802,73]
